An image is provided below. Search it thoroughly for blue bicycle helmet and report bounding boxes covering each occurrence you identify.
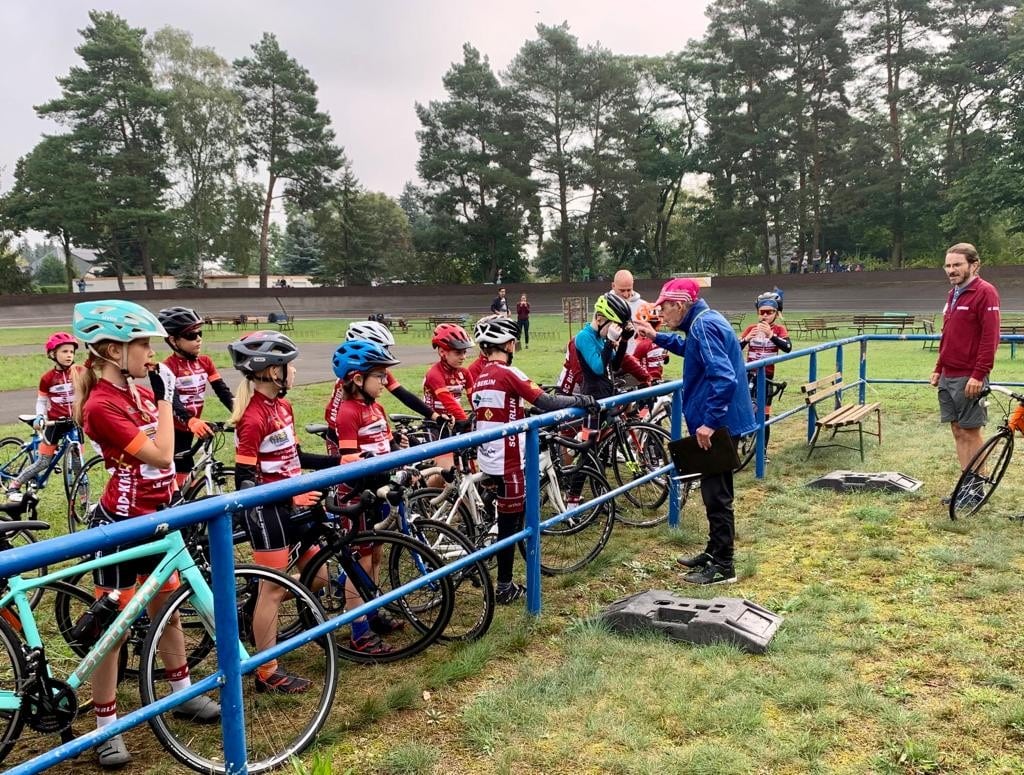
[332,340,400,380]
[72,300,167,344]
[755,288,784,312]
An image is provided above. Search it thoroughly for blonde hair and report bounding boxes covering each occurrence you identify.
[72,341,117,426]
[947,242,980,264]
[230,377,255,426]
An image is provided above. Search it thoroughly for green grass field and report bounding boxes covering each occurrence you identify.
[3,318,1024,774]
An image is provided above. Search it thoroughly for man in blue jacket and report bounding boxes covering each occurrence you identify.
[635,278,756,585]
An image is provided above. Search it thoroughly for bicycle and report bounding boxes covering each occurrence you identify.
[0,518,337,773]
[0,416,86,505]
[735,376,788,472]
[287,487,457,664]
[68,422,235,533]
[948,384,1024,520]
[406,427,616,575]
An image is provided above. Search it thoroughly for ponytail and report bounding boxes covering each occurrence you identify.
[230,377,255,426]
[72,342,113,426]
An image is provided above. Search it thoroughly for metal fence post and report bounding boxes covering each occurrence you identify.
[668,384,684,528]
[806,351,818,443]
[209,510,248,774]
[754,367,766,479]
[524,426,542,615]
[859,338,868,403]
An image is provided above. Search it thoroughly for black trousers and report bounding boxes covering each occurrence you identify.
[699,466,736,566]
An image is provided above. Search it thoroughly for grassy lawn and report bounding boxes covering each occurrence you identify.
[3,321,1024,773]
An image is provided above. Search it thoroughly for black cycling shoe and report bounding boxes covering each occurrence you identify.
[676,551,712,569]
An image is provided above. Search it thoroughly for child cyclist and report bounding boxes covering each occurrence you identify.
[330,340,417,654]
[738,290,792,457]
[323,320,449,454]
[6,332,81,502]
[229,331,337,693]
[70,300,219,768]
[157,307,234,489]
[471,317,597,604]
[631,303,668,383]
[423,323,475,483]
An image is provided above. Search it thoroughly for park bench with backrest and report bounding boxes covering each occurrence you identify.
[793,317,839,339]
[801,372,882,461]
[852,314,915,334]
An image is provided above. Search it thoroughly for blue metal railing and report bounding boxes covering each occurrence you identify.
[3,330,1021,773]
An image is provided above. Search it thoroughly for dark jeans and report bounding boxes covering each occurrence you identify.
[518,318,530,345]
[699,466,736,566]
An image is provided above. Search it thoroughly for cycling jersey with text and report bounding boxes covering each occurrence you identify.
[164,353,222,430]
[471,362,543,476]
[423,361,472,420]
[234,392,301,485]
[39,367,75,420]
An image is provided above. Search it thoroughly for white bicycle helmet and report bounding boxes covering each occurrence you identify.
[346,320,396,349]
[474,316,519,345]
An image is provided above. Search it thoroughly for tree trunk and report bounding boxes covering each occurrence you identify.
[259,172,277,290]
[557,168,571,283]
[61,232,74,293]
[140,231,155,291]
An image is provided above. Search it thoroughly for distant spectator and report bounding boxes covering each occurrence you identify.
[801,255,809,274]
[516,293,531,348]
[812,250,822,273]
[490,287,509,316]
[76,278,87,293]
[788,254,799,274]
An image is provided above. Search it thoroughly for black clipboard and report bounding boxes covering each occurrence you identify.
[668,428,740,476]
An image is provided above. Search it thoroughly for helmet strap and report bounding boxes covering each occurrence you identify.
[165,337,198,361]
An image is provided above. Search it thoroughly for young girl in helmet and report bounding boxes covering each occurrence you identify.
[330,339,416,653]
[738,290,792,456]
[424,323,474,430]
[229,330,336,693]
[323,320,446,454]
[71,300,219,768]
[5,332,81,502]
[158,307,234,489]
[471,317,597,604]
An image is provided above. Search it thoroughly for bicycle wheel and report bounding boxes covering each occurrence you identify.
[61,441,85,501]
[0,439,30,488]
[406,487,483,546]
[606,422,672,525]
[949,429,1013,520]
[0,616,28,766]
[181,463,236,502]
[67,455,111,533]
[140,565,337,775]
[536,465,615,574]
[300,530,454,664]
[0,526,46,608]
[735,433,757,473]
[405,518,494,642]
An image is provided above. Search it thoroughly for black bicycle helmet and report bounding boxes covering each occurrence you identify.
[228,330,299,375]
[158,306,204,336]
[594,292,631,326]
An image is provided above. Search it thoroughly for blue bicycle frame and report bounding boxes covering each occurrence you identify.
[0,423,83,493]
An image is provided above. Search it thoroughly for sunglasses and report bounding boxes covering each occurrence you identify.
[757,309,776,316]
[178,331,203,341]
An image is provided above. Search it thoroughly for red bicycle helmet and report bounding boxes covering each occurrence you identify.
[45,332,78,355]
[431,323,473,351]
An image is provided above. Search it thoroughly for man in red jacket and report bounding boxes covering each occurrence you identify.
[930,243,1001,502]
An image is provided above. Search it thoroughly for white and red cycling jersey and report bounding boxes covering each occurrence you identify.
[555,339,583,396]
[471,361,543,477]
[740,322,790,379]
[164,353,221,430]
[83,379,175,518]
[333,398,393,460]
[632,337,667,381]
[234,392,301,485]
[423,361,473,421]
[38,367,76,420]
[466,354,488,396]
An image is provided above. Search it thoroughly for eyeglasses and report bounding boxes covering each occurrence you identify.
[178,331,203,341]
[758,309,776,316]
[366,371,388,382]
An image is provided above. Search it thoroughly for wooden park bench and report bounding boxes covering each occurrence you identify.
[793,317,839,339]
[801,372,882,461]
[852,314,915,334]
[1000,312,1024,359]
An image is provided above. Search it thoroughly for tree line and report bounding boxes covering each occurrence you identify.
[2,2,1023,293]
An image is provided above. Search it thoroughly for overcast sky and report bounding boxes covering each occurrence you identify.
[1,1,711,199]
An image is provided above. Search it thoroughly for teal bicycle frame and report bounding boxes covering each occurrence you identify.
[0,527,247,714]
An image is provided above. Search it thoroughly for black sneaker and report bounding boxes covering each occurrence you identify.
[676,551,712,569]
[369,609,406,635]
[682,562,737,586]
[495,582,526,605]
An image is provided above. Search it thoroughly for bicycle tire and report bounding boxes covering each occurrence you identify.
[139,565,337,774]
[405,518,494,642]
[61,441,85,501]
[603,421,672,525]
[0,526,46,609]
[0,616,28,766]
[949,429,1013,520]
[181,463,237,502]
[0,439,31,491]
[67,455,110,533]
[535,464,616,574]
[299,529,454,664]
[735,433,757,473]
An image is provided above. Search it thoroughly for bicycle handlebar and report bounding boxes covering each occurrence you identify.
[982,384,1024,403]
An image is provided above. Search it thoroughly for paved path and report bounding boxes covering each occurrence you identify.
[0,343,439,426]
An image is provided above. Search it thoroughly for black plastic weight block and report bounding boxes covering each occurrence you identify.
[600,590,783,654]
[806,470,922,493]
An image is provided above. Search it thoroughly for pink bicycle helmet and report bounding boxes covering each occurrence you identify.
[45,332,78,355]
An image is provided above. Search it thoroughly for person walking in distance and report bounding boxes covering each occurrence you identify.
[516,293,531,348]
[930,243,1001,505]
[634,279,756,585]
